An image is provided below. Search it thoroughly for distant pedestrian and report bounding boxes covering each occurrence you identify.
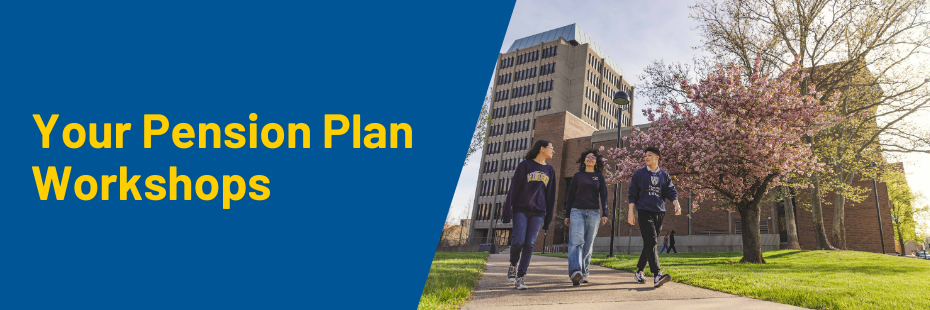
[627,146,681,288]
[668,230,678,253]
[564,149,609,286]
[660,232,670,254]
[502,139,557,290]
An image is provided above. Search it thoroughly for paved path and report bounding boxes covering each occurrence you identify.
[462,254,807,310]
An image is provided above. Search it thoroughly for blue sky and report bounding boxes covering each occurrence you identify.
[447,0,930,237]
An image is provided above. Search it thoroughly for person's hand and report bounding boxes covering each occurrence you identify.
[674,201,682,215]
[564,218,570,226]
[627,203,636,225]
[601,217,608,225]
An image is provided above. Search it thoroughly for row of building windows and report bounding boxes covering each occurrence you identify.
[496,73,512,85]
[588,53,601,71]
[542,45,558,59]
[517,50,539,65]
[495,81,554,103]
[600,115,616,129]
[514,67,537,82]
[475,203,503,221]
[492,106,507,119]
[486,141,501,155]
[536,97,552,111]
[513,84,535,99]
[490,98,553,126]
[482,157,523,175]
[507,119,531,134]
[497,63,555,86]
[479,179,496,196]
[489,124,504,137]
[483,160,499,173]
[586,86,600,103]
[501,57,514,69]
[584,104,597,122]
[540,62,556,76]
[587,70,602,88]
[478,177,514,197]
[505,138,528,153]
[539,80,554,93]
[494,89,510,102]
[510,101,533,116]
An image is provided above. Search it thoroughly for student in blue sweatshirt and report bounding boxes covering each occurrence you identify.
[627,147,681,288]
[564,149,608,286]
[502,139,557,290]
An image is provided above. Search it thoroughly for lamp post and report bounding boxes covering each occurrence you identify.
[608,90,631,258]
[871,161,886,254]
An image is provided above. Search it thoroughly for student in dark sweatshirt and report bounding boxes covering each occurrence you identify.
[564,149,608,286]
[502,139,557,290]
[627,147,681,288]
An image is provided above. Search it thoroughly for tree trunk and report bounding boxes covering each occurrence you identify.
[781,187,801,250]
[811,175,836,250]
[739,202,766,263]
[897,226,906,256]
[833,191,847,250]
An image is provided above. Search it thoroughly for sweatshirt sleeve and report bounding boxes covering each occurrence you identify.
[542,166,557,230]
[663,172,678,202]
[628,170,640,205]
[502,161,526,223]
[599,174,609,218]
[563,173,579,219]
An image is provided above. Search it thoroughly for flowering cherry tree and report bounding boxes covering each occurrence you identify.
[604,57,840,263]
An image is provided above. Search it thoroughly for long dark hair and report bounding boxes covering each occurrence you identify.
[524,139,552,160]
[576,149,604,173]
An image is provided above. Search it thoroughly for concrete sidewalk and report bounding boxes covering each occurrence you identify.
[462,254,806,310]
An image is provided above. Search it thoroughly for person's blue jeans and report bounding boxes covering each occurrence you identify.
[510,212,543,277]
[567,208,600,278]
[660,244,669,254]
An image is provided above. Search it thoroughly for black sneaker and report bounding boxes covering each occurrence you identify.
[654,272,671,288]
[571,271,583,286]
[633,271,646,284]
[507,265,517,282]
[515,276,528,290]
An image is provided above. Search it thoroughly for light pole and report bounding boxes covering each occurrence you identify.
[608,90,631,258]
[871,161,886,254]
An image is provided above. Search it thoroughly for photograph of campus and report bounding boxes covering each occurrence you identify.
[421,1,930,309]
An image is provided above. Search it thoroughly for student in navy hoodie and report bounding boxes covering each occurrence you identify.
[502,139,557,290]
[564,149,608,286]
[627,147,681,288]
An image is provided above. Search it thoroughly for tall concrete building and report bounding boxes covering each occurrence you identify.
[469,24,636,245]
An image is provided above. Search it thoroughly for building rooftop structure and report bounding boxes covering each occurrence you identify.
[507,23,623,76]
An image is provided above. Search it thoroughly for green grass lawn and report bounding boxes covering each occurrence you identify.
[543,250,930,310]
[418,252,490,310]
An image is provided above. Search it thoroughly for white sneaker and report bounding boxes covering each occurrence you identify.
[654,272,671,288]
[634,271,646,284]
[515,276,528,290]
[581,275,589,283]
[507,265,517,282]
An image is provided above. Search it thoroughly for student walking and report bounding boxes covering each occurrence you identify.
[668,230,678,253]
[627,147,681,288]
[660,232,670,254]
[502,139,557,290]
[564,149,609,286]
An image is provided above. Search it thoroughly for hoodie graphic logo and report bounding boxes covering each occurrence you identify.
[651,175,659,186]
[527,171,550,186]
